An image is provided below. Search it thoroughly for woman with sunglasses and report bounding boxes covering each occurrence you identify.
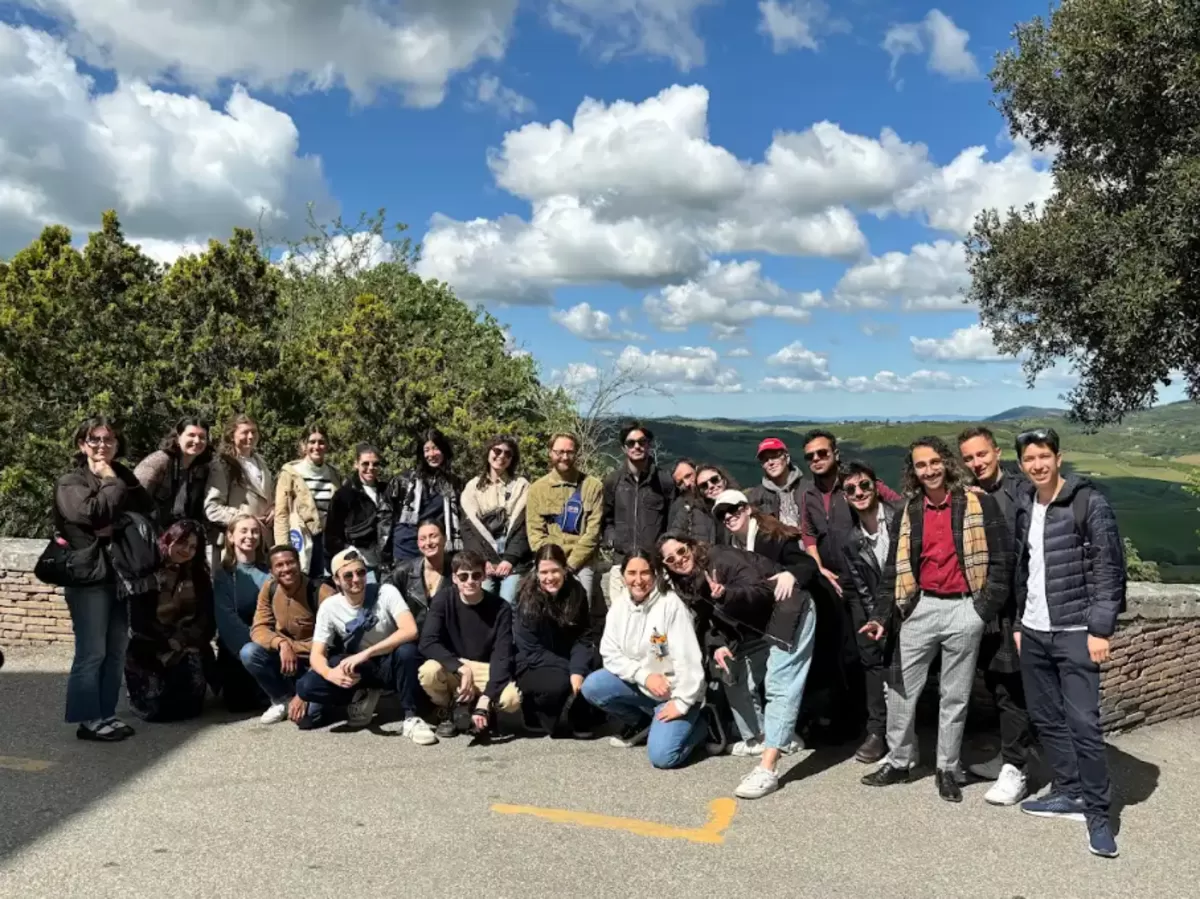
[513,544,602,737]
[668,464,736,544]
[657,533,816,799]
[54,415,155,741]
[707,489,819,757]
[380,428,463,571]
[325,443,387,583]
[461,436,532,605]
[275,425,342,579]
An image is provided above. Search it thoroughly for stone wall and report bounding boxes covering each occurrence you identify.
[2,538,1199,733]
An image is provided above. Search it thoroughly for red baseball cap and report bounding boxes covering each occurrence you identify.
[757,437,788,457]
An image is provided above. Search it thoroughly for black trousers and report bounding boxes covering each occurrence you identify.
[985,667,1034,767]
[517,665,597,733]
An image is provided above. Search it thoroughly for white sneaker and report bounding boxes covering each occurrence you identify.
[731,738,765,757]
[985,764,1029,806]
[347,689,382,728]
[734,765,780,800]
[401,716,439,746]
[259,702,289,725]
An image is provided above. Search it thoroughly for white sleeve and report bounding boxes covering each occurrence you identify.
[313,600,337,647]
[662,594,706,714]
[599,597,645,685]
[379,583,411,622]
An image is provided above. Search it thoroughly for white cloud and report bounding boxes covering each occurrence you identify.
[547,0,715,71]
[834,240,970,311]
[757,1,846,54]
[131,237,208,264]
[0,24,334,257]
[472,74,534,119]
[644,259,823,336]
[616,344,742,393]
[501,327,531,358]
[763,368,977,393]
[617,307,635,324]
[16,0,519,107]
[551,362,601,388]
[765,340,832,381]
[281,232,397,275]
[884,9,979,82]
[726,347,753,358]
[550,301,645,341]
[910,323,1010,362]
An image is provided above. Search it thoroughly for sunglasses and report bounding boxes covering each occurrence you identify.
[624,437,649,448]
[455,571,485,583]
[721,503,749,522]
[759,449,787,462]
[359,461,383,469]
[804,448,832,462]
[491,446,513,458]
[843,480,874,497]
[697,476,723,491]
[342,567,369,582]
[661,546,691,567]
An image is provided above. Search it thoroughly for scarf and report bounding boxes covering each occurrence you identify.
[894,490,988,615]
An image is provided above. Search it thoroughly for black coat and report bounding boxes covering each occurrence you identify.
[512,579,598,677]
[54,461,154,586]
[746,466,811,523]
[601,464,676,562]
[324,473,382,561]
[839,502,901,668]
[738,529,820,589]
[668,494,724,545]
[386,556,452,630]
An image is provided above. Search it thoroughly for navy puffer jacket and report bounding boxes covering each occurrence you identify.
[1013,476,1126,638]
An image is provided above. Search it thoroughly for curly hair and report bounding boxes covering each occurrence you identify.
[515,544,586,628]
[900,435,971,496]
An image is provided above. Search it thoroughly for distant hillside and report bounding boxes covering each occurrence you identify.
[986,406,1067,422]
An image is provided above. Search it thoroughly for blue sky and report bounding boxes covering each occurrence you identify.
[1,2,1172,420]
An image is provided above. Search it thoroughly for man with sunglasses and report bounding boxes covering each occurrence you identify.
[418,550,521,738]
[746,437,809,528]
[295,549,437,743]
[602,421,677,600]
[325,443,386,583]
[958,426,1036,806]
[1011,428,1124,858]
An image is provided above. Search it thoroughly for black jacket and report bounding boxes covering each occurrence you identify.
[737,528,820,589]
[1013,476,1126,638]
[377,470,463,569]
[601,464,676,562]
[839,501,901,626]
[800,478,903,579]
[386,556,452,630]
[54,461,154,586]
[746,466,810,524]
[512,579,598,677]
[668,494,724,545]
[325,473,382,562]
[419,590,514,703]
[460,506,533,571]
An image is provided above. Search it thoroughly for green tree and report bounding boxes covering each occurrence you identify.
[966,0,1200,425]
[1124,538,1162,583]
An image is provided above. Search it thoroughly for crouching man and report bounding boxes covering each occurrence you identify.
[295,548,437,744]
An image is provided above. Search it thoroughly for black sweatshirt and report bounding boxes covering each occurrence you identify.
[419,590,514,702]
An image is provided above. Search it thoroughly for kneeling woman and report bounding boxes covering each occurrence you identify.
[125,520,216,721]
[581,552,708,769]
[513,545,601,736]
[658,534,816,800]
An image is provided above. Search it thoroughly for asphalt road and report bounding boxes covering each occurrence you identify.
[1,646,1197,899]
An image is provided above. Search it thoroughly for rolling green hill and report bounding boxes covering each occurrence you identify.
[642,403,1200,579]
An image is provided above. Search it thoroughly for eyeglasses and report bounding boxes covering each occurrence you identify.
[342,568,369,582]
[843,480,874,497]
[661,546,691,567]
[624,437,648,448]
[551,449,577,458]
[85,436,117,447]
[804,448,832,462]
[490,447,513,458]
[455,571,485,583]
[697,476,723,491]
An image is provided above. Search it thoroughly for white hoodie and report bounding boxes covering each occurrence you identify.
[600,581,707,713]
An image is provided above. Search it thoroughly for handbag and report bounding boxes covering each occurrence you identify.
[34,535,99,587]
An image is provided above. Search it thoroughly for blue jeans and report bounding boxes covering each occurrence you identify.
[763,601,817,750]
[308,533,327,580]
[720,638,770,742]
[1021,629,1111,818]
[296,642,422,717]
[581,669,706,769]
[483,574,521,605]
[239,642,311,705]
[64,583,129,723]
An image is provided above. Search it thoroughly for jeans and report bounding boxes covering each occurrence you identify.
[720,638,770,742]
[581,669,706,769]
[64,583,129,723]
[1020,629,1111,818]
[483,574,521,605]
[296,642,423,716]
[763,601,818,750]
[986,668,1034,768]
[239,642,310,705]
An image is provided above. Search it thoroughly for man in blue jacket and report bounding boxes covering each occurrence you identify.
[1012,428,1125,859]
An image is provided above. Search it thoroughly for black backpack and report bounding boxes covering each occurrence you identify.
[109,511,162,598]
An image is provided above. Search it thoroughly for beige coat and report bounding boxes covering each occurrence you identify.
[204,454,274,527]
[273,462,342,547]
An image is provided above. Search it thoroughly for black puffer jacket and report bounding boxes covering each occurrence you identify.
[601,464,676,562]
[325,473,383,563]
[54,461,154,586]
[1014,476,1126,638]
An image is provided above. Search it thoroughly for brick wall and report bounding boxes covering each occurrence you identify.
[0,539,75,647]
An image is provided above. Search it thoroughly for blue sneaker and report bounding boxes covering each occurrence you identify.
[1087,818,1119,858]
[1020,792,1086,821]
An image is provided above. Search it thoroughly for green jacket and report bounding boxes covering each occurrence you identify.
[526,468,605,571]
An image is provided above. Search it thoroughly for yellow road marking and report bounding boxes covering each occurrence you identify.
[491,797,737,845]
[0,755,56,773]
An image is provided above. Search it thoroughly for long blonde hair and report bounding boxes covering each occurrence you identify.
[221,512,268,571]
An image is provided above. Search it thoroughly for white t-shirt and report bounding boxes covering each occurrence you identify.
[362,483,379,506]
[1021,503,1051,632]
[313,583,411,650]
[862,515,890,570]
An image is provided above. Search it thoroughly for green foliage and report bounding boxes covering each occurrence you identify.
[0,211,562,538]
[1124,538,1161,583]
[967,0,1200,426]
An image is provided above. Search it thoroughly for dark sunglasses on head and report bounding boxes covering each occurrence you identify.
[843,480,874,497]
[455,571,485,583]
[1016,428,1059,454]
[804,448,832,462]
[697,476,723,491]
[624,437,649,448]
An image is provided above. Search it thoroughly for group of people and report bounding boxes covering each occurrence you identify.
[48,412,1126,858]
